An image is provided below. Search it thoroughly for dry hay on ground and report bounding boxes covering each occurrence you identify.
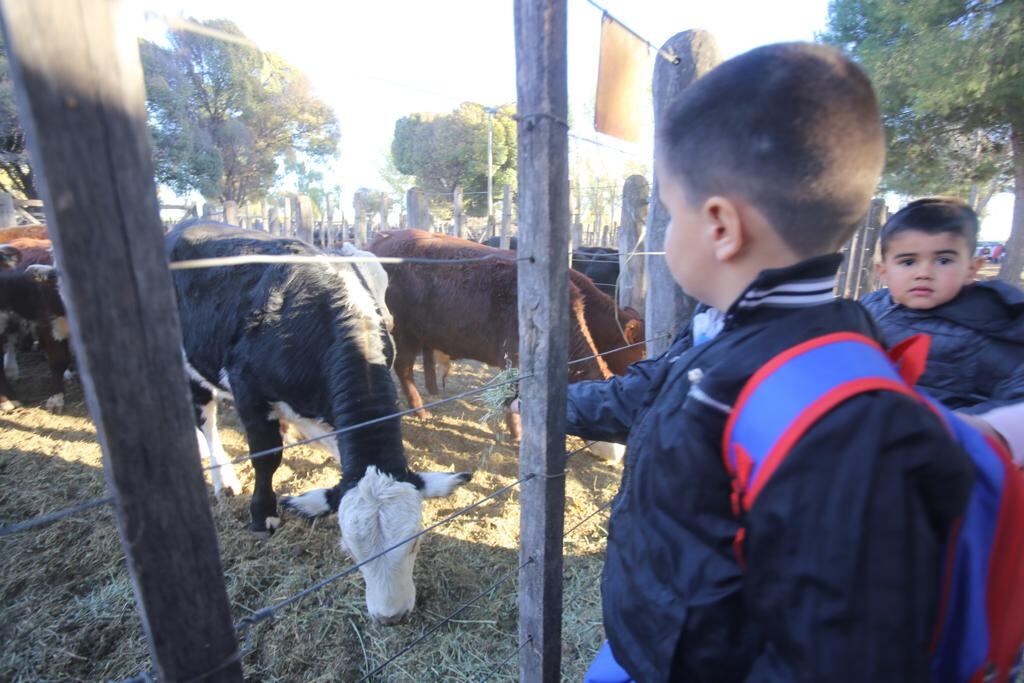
[0,351,620,682]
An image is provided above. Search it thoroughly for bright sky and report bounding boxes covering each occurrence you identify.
[132,0,1012,240]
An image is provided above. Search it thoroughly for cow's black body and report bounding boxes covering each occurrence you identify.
[572,246,619,298]
[167,221,414,533]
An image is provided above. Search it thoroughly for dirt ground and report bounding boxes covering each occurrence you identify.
[0,352,621,682]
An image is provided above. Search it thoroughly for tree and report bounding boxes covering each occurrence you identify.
[0,34,36,198]
[823,0,1024,282]
[390,102,516,216]
[141,19,339,207]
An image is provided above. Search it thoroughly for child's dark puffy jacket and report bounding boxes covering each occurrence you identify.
[861,280,1024,414]
[566,255,973,682]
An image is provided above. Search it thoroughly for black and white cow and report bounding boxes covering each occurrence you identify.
[168,221,470,623]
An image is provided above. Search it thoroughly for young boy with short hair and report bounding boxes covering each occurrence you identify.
[861,198,1024,413]
[564,43,974,681]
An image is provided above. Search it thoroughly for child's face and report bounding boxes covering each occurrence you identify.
[657,164,715,302]
[877,230,980,309]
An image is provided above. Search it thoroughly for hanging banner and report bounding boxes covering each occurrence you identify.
[594,14,647,143]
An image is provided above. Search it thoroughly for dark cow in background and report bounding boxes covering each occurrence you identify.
[572,246,620,298]
[481,235,518,250]
[0,263,70,412]
[168,221,469,623]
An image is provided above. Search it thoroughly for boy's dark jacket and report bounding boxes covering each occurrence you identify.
[567,255,972,682]
[861,280,1024,414]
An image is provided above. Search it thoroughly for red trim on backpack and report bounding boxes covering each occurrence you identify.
[887,334,931,386]
[722,332,887,477]
[983,440,1024,681]
[742,376,915,509]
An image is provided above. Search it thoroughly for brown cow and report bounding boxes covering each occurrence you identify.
[368,230,612,434]
[0,237,53,271]
[0,225,48,243]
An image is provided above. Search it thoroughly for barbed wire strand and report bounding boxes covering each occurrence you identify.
[0,496,114,538]
[475,636,532,683]
[356,557,534,682]
[168,252,531,271]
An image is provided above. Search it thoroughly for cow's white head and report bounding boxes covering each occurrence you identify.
[338,466,471,624]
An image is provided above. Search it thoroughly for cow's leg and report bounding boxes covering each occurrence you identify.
[232,384,284,536]
[3,334,18,382]
[394,330,430,418]
[422,344,439,395]
[37,323,68,413]
[504,408,522,442]
[198,399,243,497]
[0,335,18,411]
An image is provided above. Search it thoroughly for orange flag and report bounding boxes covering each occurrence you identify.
[594,14,647,143]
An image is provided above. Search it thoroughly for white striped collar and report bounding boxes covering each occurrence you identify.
[728,253,842,313]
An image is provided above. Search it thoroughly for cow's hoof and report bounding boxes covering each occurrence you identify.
[44,393,64,413]
[252,529,273,540]
[0,399,21,412]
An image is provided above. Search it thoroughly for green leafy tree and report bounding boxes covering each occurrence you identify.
[141,19,339,206]
[0,34,35,198]
[823,0,1024,282]
[391,102,516,216]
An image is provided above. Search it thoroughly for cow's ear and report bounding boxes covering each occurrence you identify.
[624,319,644,344]
[416,471,472,498]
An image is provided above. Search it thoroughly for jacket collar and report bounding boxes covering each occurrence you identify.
[726,253,841,320]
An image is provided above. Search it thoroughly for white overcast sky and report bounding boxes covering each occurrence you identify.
[129,0,1012,240]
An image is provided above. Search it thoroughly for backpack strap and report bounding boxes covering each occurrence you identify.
[722,332,919,517]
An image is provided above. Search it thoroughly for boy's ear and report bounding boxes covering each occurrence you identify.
[874,260,887,285]
[703,195,743,262]
[967,255,984,281]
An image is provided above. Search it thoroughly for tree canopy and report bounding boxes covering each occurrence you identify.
[823,0,1024,281]
[141,19,339,206]
[391,102,516,216]
[0,34,36,198]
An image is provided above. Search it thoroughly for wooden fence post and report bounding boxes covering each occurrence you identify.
[223,199,237,225]
[282,195,292,236]
[514,0,568,680]
[646,30,721,356]
[406,186,431,231]
[0,190,15,226]
[0,1,242,680]
[379,191,388,232]
[618,175,649,312]
[324,193,333,249]
[453,185,463,239]
[268,205,281,235]
[354,192,367,247]
[855,198,886,298]
[501,183,512,249]
[295,193,314,244]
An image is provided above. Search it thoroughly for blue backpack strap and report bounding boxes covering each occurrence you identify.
[722,332,917,516]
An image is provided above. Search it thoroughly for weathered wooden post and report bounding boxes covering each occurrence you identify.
[324,193,333,249]
[379,191,388,232]
[0,1,242,680]
[515,0,568,680]
[282,195,292,236]
[618,175,649,312]
[406,186,431,231]
[354,192,367,247]
[855,197,886,298]
[646,30,721,356]
[259,199,268,231]
[501,183,512,249]
[223,199,237,225]
[571,214,583,254]
[0,190,15,226]
[268,205,281,235]
[295,193,314,244]
[452,186,463,239]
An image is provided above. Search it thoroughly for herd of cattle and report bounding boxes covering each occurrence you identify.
[3,220,644,623]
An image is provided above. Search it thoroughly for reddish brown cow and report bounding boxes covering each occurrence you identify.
[0,225,49,243]
[0,237,53,271]
[368,230,613,429]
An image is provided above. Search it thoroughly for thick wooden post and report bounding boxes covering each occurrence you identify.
[268,205,281,235]
[618,175,649,311]
[0,1,241,680]
[223,199,237,225]
[281,195,292,236]
[855,198,886,298]
[379,191,388,232]
[452,185,463,238]
[324,193,333,249]
[295,194,314,244]
[0,190,15,226]
[406,186,431,231]
[514,0,568,680]
[646,30,721,356]
[501,183,512,249]
[354,193,367,247]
